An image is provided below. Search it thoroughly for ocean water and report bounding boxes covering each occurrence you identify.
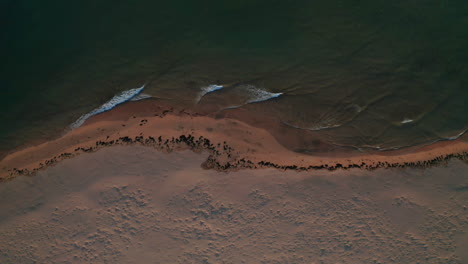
[1,0,467,155]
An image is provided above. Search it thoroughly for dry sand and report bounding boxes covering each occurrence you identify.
[1,99,467,180]
[0,146,466,263]
[0,99,467,263]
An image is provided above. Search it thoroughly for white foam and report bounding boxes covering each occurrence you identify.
[214,85,283,112]
[70,84,145,129]
[307,123,342,131]
[446,128,467,140]
[130,93,152,101]
[243,85,282,104]
[401,118,414,124]
[196,84,224,103]
[281,120,342,131]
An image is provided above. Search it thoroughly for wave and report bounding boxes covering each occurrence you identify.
[130,93,152,101]
[401,118,414,124]
[282,121,343,131]
[70,85,145,129]
[243,85,283,104]
[196,84,282,106]
[196,84,224,103]
[444,128,467,140]
[280,103,364,132]
[215,85,283,112]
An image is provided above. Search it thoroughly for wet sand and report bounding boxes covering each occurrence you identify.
[0,146,466,263]
[1,99,467,180]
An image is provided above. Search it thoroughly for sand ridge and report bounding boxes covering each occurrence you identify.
[1,99,467,181]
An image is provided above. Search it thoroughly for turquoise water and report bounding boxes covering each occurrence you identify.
[1,0,467,154]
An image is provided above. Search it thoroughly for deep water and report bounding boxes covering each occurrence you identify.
[1,0,467,154]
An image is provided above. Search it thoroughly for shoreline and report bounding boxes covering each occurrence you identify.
[1,98,467,181]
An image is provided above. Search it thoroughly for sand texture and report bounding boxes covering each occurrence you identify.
[1,99,467,180]
[0,146,466,263]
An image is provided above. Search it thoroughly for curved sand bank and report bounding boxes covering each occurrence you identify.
[1,99,467,180]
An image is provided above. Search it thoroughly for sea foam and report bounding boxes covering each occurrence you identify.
[445,128,467,140]
[70,85,145,129]
[214,84,283,112]
[243,85,283,104]
[130,93,152,101]
[196,84,224,103]
[401,118,414,124]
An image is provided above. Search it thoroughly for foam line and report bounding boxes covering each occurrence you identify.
[243,85,282,104]
[196,84,224,103]
[70,85,145,129]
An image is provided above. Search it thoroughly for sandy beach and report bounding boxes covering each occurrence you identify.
[0,99,466,263]
[1,98,467,181]
[3,2,467,263]
[0,145,466,263]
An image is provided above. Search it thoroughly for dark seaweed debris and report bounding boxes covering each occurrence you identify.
[5,134,468,181]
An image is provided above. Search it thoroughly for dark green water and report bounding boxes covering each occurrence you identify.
[1,0,467,154]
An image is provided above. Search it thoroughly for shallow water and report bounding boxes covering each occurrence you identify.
[1,0,467,154]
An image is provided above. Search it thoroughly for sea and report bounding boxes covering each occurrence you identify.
[1,0,467,156]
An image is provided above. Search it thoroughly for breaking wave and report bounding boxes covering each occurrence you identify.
[401,118,414,124]
[216,84,283,112]
[444,128,467,140]
[243,85,283,104]
[196,84,282,106]
[130,93,152,101]
[70,85,145,129]
[196,84,224,103]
